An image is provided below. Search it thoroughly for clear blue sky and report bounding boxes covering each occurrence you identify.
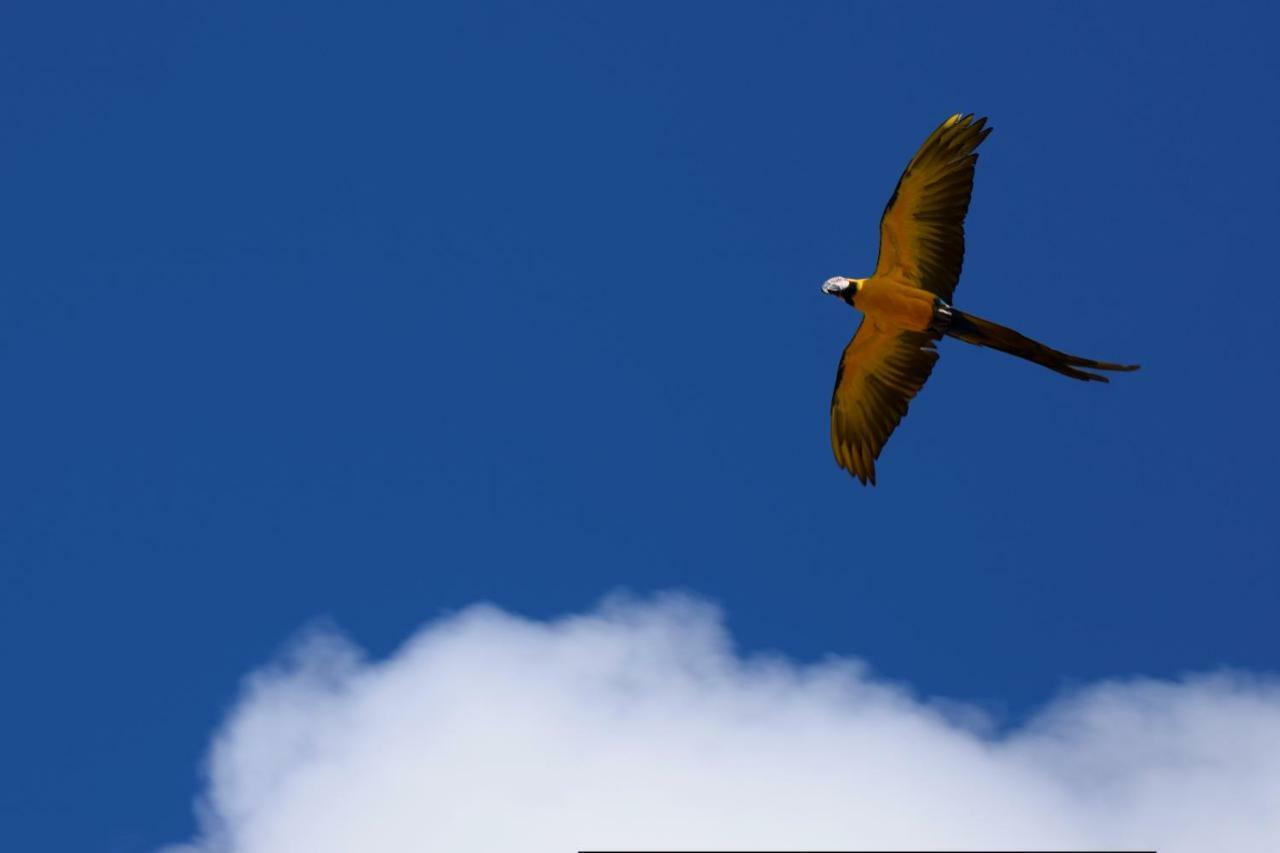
[2,1,1278,849]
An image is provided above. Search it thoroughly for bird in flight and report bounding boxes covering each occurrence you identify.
[823,113,1138,485]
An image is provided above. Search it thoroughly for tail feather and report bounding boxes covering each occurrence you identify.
[945,309,1140,382]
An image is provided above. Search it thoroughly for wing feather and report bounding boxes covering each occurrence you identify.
[830,321,939,485]
[874,114,991,301]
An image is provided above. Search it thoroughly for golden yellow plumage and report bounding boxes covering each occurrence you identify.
[823,114,1138,485]
[874,113,989,302]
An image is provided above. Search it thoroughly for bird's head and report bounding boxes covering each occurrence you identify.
[822,276,864,303]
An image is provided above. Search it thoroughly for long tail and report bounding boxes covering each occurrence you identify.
[942,308,1140,382]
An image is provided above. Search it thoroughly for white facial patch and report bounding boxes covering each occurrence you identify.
[822,276,851,294]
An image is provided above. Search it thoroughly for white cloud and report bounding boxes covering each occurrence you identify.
[166,593,1280,853]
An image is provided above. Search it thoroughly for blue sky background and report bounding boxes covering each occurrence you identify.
[2,2,1278,849]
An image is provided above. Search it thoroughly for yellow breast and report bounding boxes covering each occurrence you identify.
[855,277,937,333]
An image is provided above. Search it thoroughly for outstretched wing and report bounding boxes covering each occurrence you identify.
[874,113,991,302]
[830,321,940,485]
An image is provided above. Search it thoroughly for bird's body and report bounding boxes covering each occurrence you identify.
[823,114,1138,485]
[847,276,937,334]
